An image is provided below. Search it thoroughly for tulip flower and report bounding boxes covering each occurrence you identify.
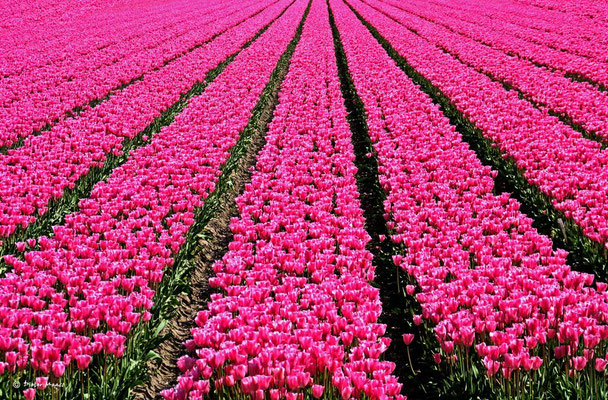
[402,334,414,346]
[596,358,608,372]
[571,356,588,371]
[312,384,325,398]
[52,361,65,377]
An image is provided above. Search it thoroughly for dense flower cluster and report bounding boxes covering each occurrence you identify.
[0,2,306,398]
[0,0,273,148]
[3,0,608,398]
[163,1,403,399]
[0,0,212,75]
[363,0,608,88]
[0,0,291,240]
[333,0,608,389]
[348,0,608,248]
[399,0,608,62]
[368,0,608,142]
[0,0,139,77]
[515,0,608,23]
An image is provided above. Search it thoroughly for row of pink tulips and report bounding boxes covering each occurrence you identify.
[516,0,608,24]
[368,0,608,142]
[0,0,225,79]
[0,1,307,398]
[0,0,222,107]
[0,0,269,148]
[404,0,608,62]
[332,0,608,395]
[371,0,608,89]
[430,0,608,45]
[163,1,402,398]
[0,0,290,241]
[0,0,151,77]
[347,0,608,250]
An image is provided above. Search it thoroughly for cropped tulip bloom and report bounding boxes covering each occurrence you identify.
[402,334,414,346]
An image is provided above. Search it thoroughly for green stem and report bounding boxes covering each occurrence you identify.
[406,345,416,376]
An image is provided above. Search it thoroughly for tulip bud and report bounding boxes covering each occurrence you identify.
[596,358,608,372]
[36,376,48,390]
[52,361,65,377]
[402,334,414,345]
[312,383,325,398]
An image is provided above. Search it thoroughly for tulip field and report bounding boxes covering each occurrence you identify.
[2,0,608,399]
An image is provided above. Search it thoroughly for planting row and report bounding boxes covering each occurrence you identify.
[0,0,218,78]
[0,0,272,148]
[416,0,608,61]
[1,0,217,106]
[163,1,402,398]
[331,0,608,397]
[369,0,608,143]
[0,1,308,398]
[0,0,143,76]
[373,0,608,89]
[432,0,608,45]
[517,0,608,24]
[347,0,608,268]
[0,0,290,247]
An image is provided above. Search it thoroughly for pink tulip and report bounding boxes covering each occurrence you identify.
[596,358,608,372]
[76,355,92,370]
[572,356,588,371]
[36,377,48,390]
[52,360,65,377]
[24,389,36,400]
[312,384,325,398]
[402,334,414,346]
